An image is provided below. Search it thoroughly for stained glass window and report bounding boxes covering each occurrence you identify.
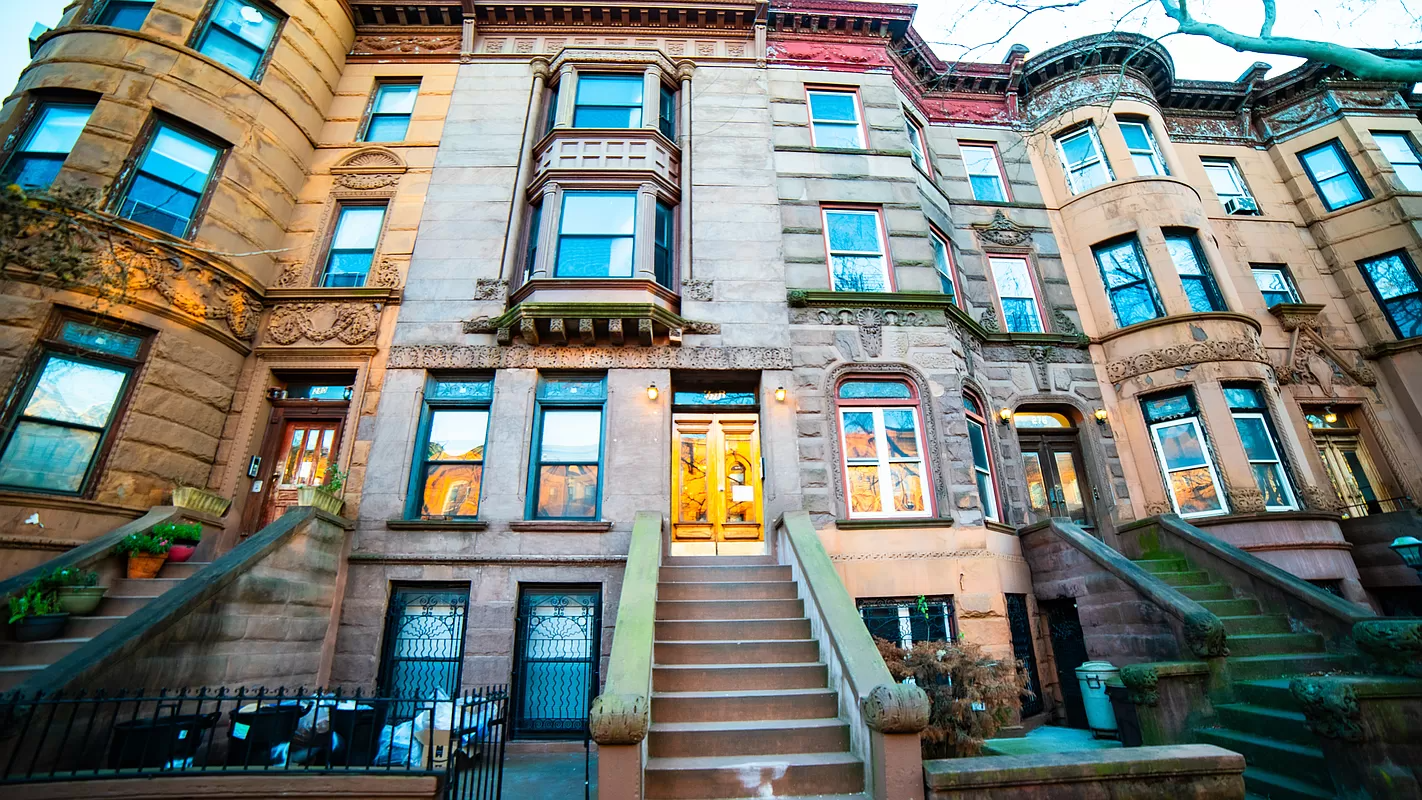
[837,380,930,519]
[1094,237,1163,328]
[531,376,605,520]
[1358,251,1422,340]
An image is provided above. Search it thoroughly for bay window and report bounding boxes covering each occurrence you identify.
[194,0,281,81]
[824,208,890,292]
[1117,117,1168,176]
[556,192,637,278]
[1358,251,1422,339]
[320,203,387,288]
[1223,385,1297,511]
[807,89,865,149]
[1094,237,1163,327]
[95,0,154,28]
[410,377,493,519]
[573,74,643,128]
[989,256,1044,333]
[116,122,224,239]
[1056,126,1112,194]
[529,376,606,520]
[836,379,931,519]
[1373,132,1422,191]
[1299,140,1369,211]
[1143,390,1228,518]
[1164,231,1226,312]
[963,392,999,521]
[0,101,93,190]
[659,85,677,139]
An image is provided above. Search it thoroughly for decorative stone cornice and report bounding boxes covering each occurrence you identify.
[785,289,1089,348]
[463,302,716,347]
[388,344,791,370]
[1105,337,1270,383]
[971,210,1033,248]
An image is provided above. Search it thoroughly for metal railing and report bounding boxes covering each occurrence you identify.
[0,685,507,800]
[1338,494,1415,519]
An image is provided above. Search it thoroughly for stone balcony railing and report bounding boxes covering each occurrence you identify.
[531,128,680,193]
[1099,312,1268,383]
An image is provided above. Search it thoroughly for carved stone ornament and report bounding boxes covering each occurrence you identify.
[1290,678,1363,742]
[473,278,508,302]
[861,683,930,734]
[809,307,931,358]
[1183,610,1229,658]
[1118,664,1159,706]
[972,210,1033,248]
[335,173,400,190]
[1106,337,1270,382]
[1052,308,1079,336]
[1299,483,1342,512]
[979,306,1000,333]
[265,302,381,346]
[1272,306,1377,389]
[352,34,461,56]
[369,258,403,289]
[1231,487,1266,514]
[388,345,792,370]
[1353,619,1422,678]
[1145,501,1173,516]
[330,147,407,192]
[587,693,648,745]
[91,238,261,342]
[682,279,713,302]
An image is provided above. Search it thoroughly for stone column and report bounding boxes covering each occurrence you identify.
[677,62,694,285]
[530,182,562,280]
[459,16,476,62]
[501,59,550,284]
[642,65,660,130]
[634,182,658,281]
[555,63,576,128]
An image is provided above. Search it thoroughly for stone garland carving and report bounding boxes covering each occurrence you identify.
[1105,338,1270,382]
[1290,678,1363,742]
[388,345,792,370]
[1352,619,1422,678]
[275,256,402,291]
[473,278,508,302]
[1183,610,1229,659]
[588,693,647,745]
[1052,308,1079,336]
[265,302,382,346]
[1118,664,1160,706]
[1230,487,1266,514]
[972,210,1033,248]
[353,35,461,55]
[808,307,931,358]
[682,280,713,302]
[862,684,930,734]
[95,240,261,341]
[335,172,400,190]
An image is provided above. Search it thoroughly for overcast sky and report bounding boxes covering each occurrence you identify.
[2,0,1419,101]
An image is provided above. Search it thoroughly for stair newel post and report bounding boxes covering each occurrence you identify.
[588,511,663,799]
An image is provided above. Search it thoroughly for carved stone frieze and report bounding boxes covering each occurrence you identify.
[353,34,461,56]
[682,280,714,301]
[265,302,382,346]
[473,278,508,302]
[1299,483,1342,512]
[1052,308,1079,336]
[335,173,400,190]
[1291,678,1363,742]
[803,307,932,358]
[388,345,792,370]
[972,210,1033,249]
[369,258,403,289]
[1106,338,1270,382]
[1230,487,1266,514]
[91,239,261,342]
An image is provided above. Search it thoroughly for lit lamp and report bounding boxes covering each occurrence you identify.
[775,386,787,402]
[998,407,1013,425]
[1094,408,1108,425]
[1324,408,1339,425]
[646,383,660,401]
[1390,536,1422,578]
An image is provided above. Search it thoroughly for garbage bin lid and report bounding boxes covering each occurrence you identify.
[1075,661,1120,675]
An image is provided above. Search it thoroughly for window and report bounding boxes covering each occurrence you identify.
[1056,126,1112,194]
[1201,158,1256,211]
[1117,117,1168,176]
[1223,385,1297,511]
[0,316,149,495]
[1373,131,1422,191]
[377,585,468,710]
[807,89,864,149]
[1251,265,1301,307]
[963,393,999,521]
[1358,251,1422,339]
[362,82,419,143]
[989,256,1044,332]
[1164,231,1226,312]
[543,81,561,137]
[1299,140,1368,211]
[905,115,931,175]
[0,102,93,190]
[654,200,674,287]
[1093,237,1162,327]
[530,376,605,520]
[823,208,890,292]
[194,0,281,81]
[556,191,636,278]
[523,202,542,281]
[573,74,642,128]
[836,379,931,519]
[930,229,958,302]
[1142,390,1227,518]
[410,377,492,519]
[320,204,386,288]
[116,122,223,238]
[960,143,1008,202]
[859,596,956,648]
[658,84,676,139]
[95,0,153,29]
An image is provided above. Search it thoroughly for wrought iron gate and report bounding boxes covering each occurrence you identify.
[1005,593,1044,717]
[1040,597,1090,729]
[512,587,600,738]
[378,585,470,719]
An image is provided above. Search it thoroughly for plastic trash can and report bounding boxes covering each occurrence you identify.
[1075,660,1120,739]
[108,711,219,769]
[226,701,311,766]
[328,700,389,766]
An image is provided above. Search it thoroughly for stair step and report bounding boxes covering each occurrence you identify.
[663,556,776,567]
[96,594,160,616]
[158,561,209,579]
[1234,679,1300,711]
[1153,570,1211,587]
[1227,633,1326,658]
[653,662,828,693]
[1219,615,1291,635]
[644,752,864,799]
[655,618,812,641]
[1177,584,1234,601]
[1198,598,1262,616]
[652,688,838,723]
[658,582,799,602]
[1133,557,1189,574]
[657,599,804,621]
[1215,703,1317,745]
[660,565,792,583]
[0,637,87,667]
[107,577,184,595]
[1239,766,1335,800]
[656,639,819,665]
[0,665,44,692]
[64,615,126,638]
[1226,653,1350,680]
[648,718,850,758]
[1193,728,1330,787]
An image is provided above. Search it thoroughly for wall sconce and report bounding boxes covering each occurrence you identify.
[646,383,660,401]
[998,407,1013,425]
[1094,408,1108,425]
[775,386,787,402]
[1323,407,1338,425]
[266,387,285,401]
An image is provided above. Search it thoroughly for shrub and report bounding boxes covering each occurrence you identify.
[116,531,170,556]
[153,521,202,543]
[317,465,347,495]
[875,636,1031,758]
[38,566,99,590]
[8,586,61,623]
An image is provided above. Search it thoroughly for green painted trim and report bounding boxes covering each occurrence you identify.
[487,302,694,331]
[600,511,663,698]
[834,517,955,530]
[0,506,181,601]
[785,289,1089,347]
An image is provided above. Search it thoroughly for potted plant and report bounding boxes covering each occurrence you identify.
[297,465,346,515]
[40,566,108,615]
[116,532,170,579]
[8,586,69,642]
[171,482,232,517]
[154,522,203,563]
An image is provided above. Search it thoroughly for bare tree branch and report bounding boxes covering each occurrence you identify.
[1259,0,1277,37]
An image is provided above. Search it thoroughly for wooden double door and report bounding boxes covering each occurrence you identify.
[1020,430,1095,528]
[241,403,346,534]
[671,413,763,545]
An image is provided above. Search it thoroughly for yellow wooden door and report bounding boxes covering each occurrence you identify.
[672,413,762,542]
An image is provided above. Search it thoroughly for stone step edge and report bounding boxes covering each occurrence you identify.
[650,718,849,733]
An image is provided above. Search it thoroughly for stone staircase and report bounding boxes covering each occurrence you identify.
[1131,552,1341,800]
[0,560,208,692]
[645,554,867,800]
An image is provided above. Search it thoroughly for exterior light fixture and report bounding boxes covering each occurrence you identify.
[1323,408,1338,425]
[1390,536,1422,578]
[1094,408,1108,425]
[998,407,1013,424]
[266,387,285,401]
[647,383,660,401]
[775,386,787,402]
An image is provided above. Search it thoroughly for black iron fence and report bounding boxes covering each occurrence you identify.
[1338,494,1414,519]
[0,685,507,799]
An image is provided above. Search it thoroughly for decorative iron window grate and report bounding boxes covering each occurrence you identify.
[857,595,956,648]
[513,587,600,738]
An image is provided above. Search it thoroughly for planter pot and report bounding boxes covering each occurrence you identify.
[297,485,345,515]
[55,586,108,615]
[172,486,232,517]
[167,543,198,563]
[13,613,69,642]
[126,552,168,579]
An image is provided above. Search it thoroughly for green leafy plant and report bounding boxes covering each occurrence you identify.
[8,586,61,624]
[317,465,347,496]
[875,636,1031,758]
[116,531,171,556]
[38,566,99,590]
[153,521,202,543]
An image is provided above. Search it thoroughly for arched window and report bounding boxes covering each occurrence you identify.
[963,392,1000,522]
[835,378,932,519]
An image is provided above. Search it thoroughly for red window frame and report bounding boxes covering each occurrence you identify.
[963,389,1001,522]
[804,85,867,150]
[985,253,1049,333]
[835,376,936,519]
[906,113,933,178]
[958,140,1013,202]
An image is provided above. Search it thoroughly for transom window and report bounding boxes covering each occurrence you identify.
[960,143,1008,202]
[836,379,931,519]
[1056,126,1112,194]
[859,596,956,648]
[362,82,419,143]
[1142,390,1227,519]
[557,192,637,278]
[116,122,223,239]
[1201,158,1256,212]
[95,0,154,28]
[930,230,958,302]
[410,377,493,519]
[1,102,93,191]
[963,392,999,521]
[1299,140,1369,211]
[1223,385,1297,511]
[1094,237,1162,327]
[321,204,386,288]
[573,74,643,128]
[905,114,931,175]
[824,208,890,292]
[530,376,606,520]
[1117,117,1168,176]
[1164,231,1226,312]
[989,256,1044,333]
[1373,131,1422,191]
[1358,251,1422,339]
[1251,265,1301,307]
[194,0,281,81]
[807,89,865,149]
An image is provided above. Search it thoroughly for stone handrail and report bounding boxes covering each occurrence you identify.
[588,510,662,747]
[1023,518,1228,658]
[0,506,182,602]
[776,511,928,800]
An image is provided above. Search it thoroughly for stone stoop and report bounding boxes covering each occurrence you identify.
[1131,554,1338,800]
[643,555,869,800]
[0,560,210,692]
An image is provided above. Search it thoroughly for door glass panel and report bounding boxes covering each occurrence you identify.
[677,432,708,523]
[1341,450,1377,502]
[723,431,754,523]
[1053,451,1086,522]
[1024,452,1048,513]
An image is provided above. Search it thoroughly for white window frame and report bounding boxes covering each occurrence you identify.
[1056,126,1113,194]
[964,404,999,522]
[1373,131,1422,192]
[1201,158,1253,205]
[837,406,933,520]
[1117,117,1169,177]
[822,207,891,292]
[1251,266,1301,306]
[1229,410,1298,512]
[960,142,1009,202]
[989,255,1044,333]
[806,88,866,150]
[1148,417,1230,519]
[905,113,931,176]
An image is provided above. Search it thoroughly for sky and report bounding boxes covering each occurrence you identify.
[1,0,1419,98]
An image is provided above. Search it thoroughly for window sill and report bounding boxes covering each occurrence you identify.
[386,519,489,531]
[267,286,402,304]
[835,517,954,530]
[509,520,613,533]
[984,519,1017,534]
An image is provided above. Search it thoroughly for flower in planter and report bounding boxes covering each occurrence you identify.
[37,566,99,591]
[152,522,203,544]
[317,465,348,496]
[8,585,61,624]
[116,531,171,556]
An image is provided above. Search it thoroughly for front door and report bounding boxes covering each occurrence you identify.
[671,413,763,549]
[243,405,345,534]
[1020,432,1094,527]
[1313,431,1385,516]
[512,586,600,739]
